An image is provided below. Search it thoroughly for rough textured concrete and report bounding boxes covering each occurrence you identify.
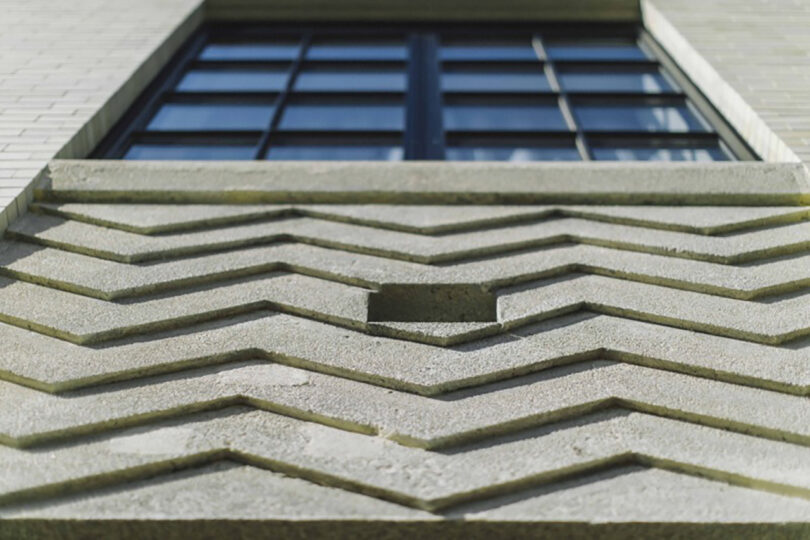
[40,160,810,205]
[0,162,809,537]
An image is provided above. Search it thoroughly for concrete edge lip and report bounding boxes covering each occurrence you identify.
[41,160,810,205]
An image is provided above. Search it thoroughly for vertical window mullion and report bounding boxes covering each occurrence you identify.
[405,33,445,160]
[421,33,445,160]
[404,34,424,160]
[252,33,311,160]
[533,34,593,161]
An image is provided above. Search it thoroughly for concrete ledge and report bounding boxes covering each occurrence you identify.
[206,0,640,22]
[41,161,810,205]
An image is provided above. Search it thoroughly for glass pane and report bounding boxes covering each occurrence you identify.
[575,105,708,132]
[546,41,648,61]
[307,43,407,61]
[443,104,568,131]
[147,104,275,131]
[559,72,674,93]
[266,145,404,160]
[177,70,289,92]
[124,144,256,160]
[446,146,581,161]
[295,71,406,92]
[442,71,551,93]
[279,104,404,131]
[441,43,538,61]
[199,43,300,61]
[593,147,729,161]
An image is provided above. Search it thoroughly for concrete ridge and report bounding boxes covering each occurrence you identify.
[1,408,809,513]
[0,313,804,396]
[2,271,810,346]
[32,202,810,235]
[11,212,810,264]
[1,361,807,449]
[5,241,810,302]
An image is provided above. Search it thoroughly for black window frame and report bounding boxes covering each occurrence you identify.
[91,21,758,161]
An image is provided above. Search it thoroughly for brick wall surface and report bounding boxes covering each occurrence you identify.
[0,0,201,231]
[645,0,810,163]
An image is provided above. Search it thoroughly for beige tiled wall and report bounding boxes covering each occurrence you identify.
[0,0,202,229]
[644,0,810,164]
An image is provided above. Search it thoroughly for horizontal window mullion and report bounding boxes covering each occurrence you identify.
[131,130,264,142]
[586,132,721,146]
[567,93,688,104]
[163,91,282,102]
[554,60,661,71]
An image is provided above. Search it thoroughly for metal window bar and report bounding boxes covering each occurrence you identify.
[253,34,312,159]
[533,34,592,160]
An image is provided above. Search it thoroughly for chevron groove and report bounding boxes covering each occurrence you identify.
[2,408,810,512]
[32,202,810,235]
[1,360,808,451]
[10,212,810,265]
[4,162,810,524]
[6,240,810,302]
[0,313,805,398]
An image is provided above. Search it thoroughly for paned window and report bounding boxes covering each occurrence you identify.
[94,24,754,161]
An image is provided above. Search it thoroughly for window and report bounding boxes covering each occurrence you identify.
[93,24,755,162]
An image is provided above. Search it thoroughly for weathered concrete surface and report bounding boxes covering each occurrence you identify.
[40,160,810,205]
[2,161,810,537]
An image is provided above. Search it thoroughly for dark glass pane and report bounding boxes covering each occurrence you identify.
[177,70,289,92]
[442,71,551,93]
[559,71,674,93]
[266,145,403,160]
[147,104,275,131]
[575,105,708,132]
[279,104,404,131]
[593,147,729,161]
[444,104,568,131]
[124,144,256,160]
[446,146,581,161]
[440,43,538,61]
[199,43,300,61]
[307,43,407,61]
[546,41,648,61]
[295,71,406,92]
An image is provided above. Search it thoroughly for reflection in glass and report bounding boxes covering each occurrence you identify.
[446,146,580,161]
[546,42,648,61]
[147,104,275,131]
[307,43,407,60]
[279,104,404,131]
[593,147,728,161]
[177,70,289,92]
[559,72,673,93]
[444,104,568,131]
[295,71,406,92]
[199,43,300,61]
[125,144,256,160]
[575,105,707,132]
[266,145,404,160]
[441,71,551,93]
[440,44,538,61]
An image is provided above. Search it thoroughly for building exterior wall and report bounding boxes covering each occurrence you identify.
[0,0,202,233]
[2,2,810,536]
[643,0,810,163]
